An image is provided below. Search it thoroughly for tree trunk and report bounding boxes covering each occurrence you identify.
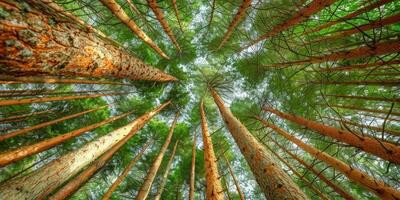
[264,133,355,200]
[154,140,179,200]
[0,92,129,106]
[263,107,400,164]
[263,144,329,200]
[0,105,109,142]
[0,75,130,85]
[147,0,181,51]
[210,89,308,200]
[200,100,225,200]
[189,131,196,200]
[0,109,54,123]
[0,89,115,98]
[217,0,252,49]
[256,118,400,200]
[240,0,337,51]
[172,0,184,32]
[126,0,154,32]
[324,104,400,117]
[49,140,153,200]
[361,113,400,123]
[325,94,400,103]
[0,110,134,167]
[222,154,245,200]
[0,101,170,200]
[318,60,400,72]
[134,112,179,200]
[305,0,394,34]
[310,79,400,86]
[101,141,152,200]
[1,0,174,80]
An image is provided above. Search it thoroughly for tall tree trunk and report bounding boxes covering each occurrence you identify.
[49,140,153,200]
[125,0,154,32]
[305,0,394,34]
[0,75,131,85]
[222,154,245,200]
[210,89,308,200]
[0,92,129,106]
[147,0,181,51]
[200,100,225,200]
[101,141,152,200]
[324,104,400,117]
[325,94,400,103]
[0,110,134,167]
[217,0,252,49]
[319,60,400,72]
[263,107,400,164]
[0,105,109,142]
[256,118,400,199]
[0,109,54,123]
[0,101,170,200]
[264,133,355,200]
[99,0,170,59]
[189,131,196,200]
[240,0,337,51]
[154,140,179,200]
[134,112,179,200]
[0,89,115,98]
[263,144,329,200]
[172,0,184,32]
[310,79,400,86]
[1,0,174,80]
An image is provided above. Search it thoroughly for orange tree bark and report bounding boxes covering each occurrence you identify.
[189,131,197,200]
[0,75,131,85]
[134,112,179,200]
[319,60,400,72]
[325,104,400,117]
[210,88,308,200]
[263,107,400,164]
[147,0,181,51]
[200,100,225,200]
[0,105,109,142]
[172,0,184,32]
[310,79,400,86]
[0,101,170,200]
[217,0,252,50]
[49,140,153,200]
[0,109,54,123]
[0,91,128,106]
[154,140,179,200]
[305,0,394,34]
[240,0,337,51]
[223,154,245,200]
[264,133,355,200]
[0,0,175,80]
[0,110,134,167]
[257,118,400,200]
[101,141,152,200]
[326,94,400,103]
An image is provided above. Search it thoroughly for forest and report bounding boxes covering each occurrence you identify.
[0,0,399,199]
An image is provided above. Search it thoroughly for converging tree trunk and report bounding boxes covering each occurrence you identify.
[210,88,308,199]
[325,94,400,103]
[154,140,179,200]
[0,101,171,200]
[189,131,197,200]
[147,0,181,51]
[1,0,174,80]
[222,154,245,200]
[0,109,54,123]
[324,104,400,117]
[0,75,131,85]
[134,112,179,200]
[319,60,400,72]
[256,118,400,199]
[172,0,184,32]
[310,79,400,86]
[263,107,400,164]
[101,141,152,200]
[200,100,225,200]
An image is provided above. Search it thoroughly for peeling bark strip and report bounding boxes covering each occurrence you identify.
[241,0,337,51]
[210,89,308,200]
[154,140,179,200]
[0,1,175,81]
[217,0,252,49]
[99,0,170,59]
[263,107,400,164]
[101,141,152,200]
[147,0,181,51]
[0,75,131,85]
[257,119,400,200]
[189,132,196,200]
[0,105,110,142]
[135,112,179,200]
[0,101,170,200]
[200,100,224,200]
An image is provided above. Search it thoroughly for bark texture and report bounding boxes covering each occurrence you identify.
[263,107,400,164]
[200,100,225,200]
[0,0,175,80]
[210,89,308,200]
[134,112,179,200]
[189,131,197,200]
[0,101,170,200]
